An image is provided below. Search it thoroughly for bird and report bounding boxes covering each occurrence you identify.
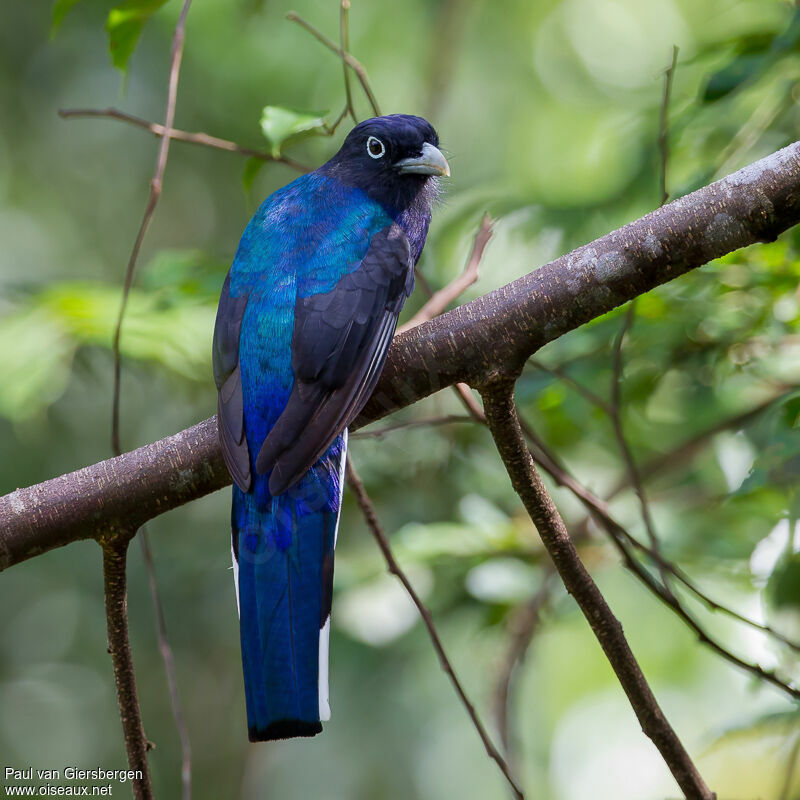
[212,114,449,741]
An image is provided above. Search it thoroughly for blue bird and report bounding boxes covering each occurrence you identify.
[212,115,449,741]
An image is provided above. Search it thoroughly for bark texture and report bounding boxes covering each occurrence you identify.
[2,140,800,569]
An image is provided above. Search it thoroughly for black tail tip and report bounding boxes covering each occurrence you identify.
[248,719,323,742]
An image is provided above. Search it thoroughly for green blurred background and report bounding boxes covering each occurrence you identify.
[2,0,800,797]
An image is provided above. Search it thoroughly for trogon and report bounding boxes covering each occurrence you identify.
[212,114,449,741]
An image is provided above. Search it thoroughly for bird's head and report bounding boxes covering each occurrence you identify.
[323,114,449,214]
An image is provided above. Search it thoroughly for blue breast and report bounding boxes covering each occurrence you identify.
[228,172,394,507]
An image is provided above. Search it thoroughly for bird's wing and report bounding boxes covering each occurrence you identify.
[212,272,251,492]
[256,224,414,495]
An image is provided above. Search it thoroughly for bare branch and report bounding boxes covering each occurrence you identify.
[610,302,662,553]
[611,387,796,498]
[339,0,357,123]
[514,408,800,693]
[111,0,192,456]
[102,538,152,800]
[480,381,715,800]
[139,529,191,800]
[492,570,555,762]
[528,359,613,416]
[352,414,473,439]
[58,108,309,172]
[5,142,800,567]
[345,459,525,800]
[286,12,381,117]
[397,214,494,334]
[101,5,196,794]
[658,46,679,206]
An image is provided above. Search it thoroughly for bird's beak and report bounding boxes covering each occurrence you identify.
[396,142,451,177]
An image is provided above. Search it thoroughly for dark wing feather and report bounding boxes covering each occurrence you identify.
[213,273,252,492]
[256,225,414,495]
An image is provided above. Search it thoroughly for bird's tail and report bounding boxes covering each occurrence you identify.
[232,432,347,741]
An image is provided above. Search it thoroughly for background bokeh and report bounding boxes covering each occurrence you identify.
[2,0,800,797]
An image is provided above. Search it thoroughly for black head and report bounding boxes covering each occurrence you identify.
[321,114,449,215]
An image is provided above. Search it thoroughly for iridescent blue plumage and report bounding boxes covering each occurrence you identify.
[213,115,448,741]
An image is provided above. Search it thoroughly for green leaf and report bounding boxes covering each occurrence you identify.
[105,0,169,73]
[258,106,327,158]
[51,0,84,34]
[0,308,75,421]
[766,552,800,611]
[702,9,800,102]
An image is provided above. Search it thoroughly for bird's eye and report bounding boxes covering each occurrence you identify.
[366,136,385,159]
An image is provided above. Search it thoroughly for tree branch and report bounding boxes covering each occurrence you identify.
[140,528,191,799]
[480,381,715,800]
[4,142,800,567]
[111,0,192,456]
[345,460,525,800]
[102,537,152,800]
[285,12,381,116]
[492,569,555,763]
[58,108,309,172]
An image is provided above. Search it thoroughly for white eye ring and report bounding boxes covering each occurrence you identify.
[366,136,385,159]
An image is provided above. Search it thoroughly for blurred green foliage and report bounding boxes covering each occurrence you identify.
[2,0,800,798]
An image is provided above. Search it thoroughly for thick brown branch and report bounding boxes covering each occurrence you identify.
[4,142,800,567]
[345,460,525,800]
[480,382,715,800]
[0,417,227,571]
[102,539,152,799]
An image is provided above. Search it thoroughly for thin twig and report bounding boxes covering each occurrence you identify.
[286,11,381,116]
[481,382,715,800]
[528,359,613,416]
[339,0,357,123]
[397,214,494,334]
[658,46,679,206]
[140,529,191,800]
[455,382,487,423]
[514,408,800,690]
[610,302,662,554]
[492,569,555,764]
[604,525,800,701]
[105,4,194,796]
[345,459,525,800]
[102,539,153,800]
[58,108,309,172]
[398,216,495,427]
[323,106,350,137]
[606,387,797,502]
[352,414,473,439]
[111,0,192,455]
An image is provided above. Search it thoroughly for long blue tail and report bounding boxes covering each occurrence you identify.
[232,433,346,741]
